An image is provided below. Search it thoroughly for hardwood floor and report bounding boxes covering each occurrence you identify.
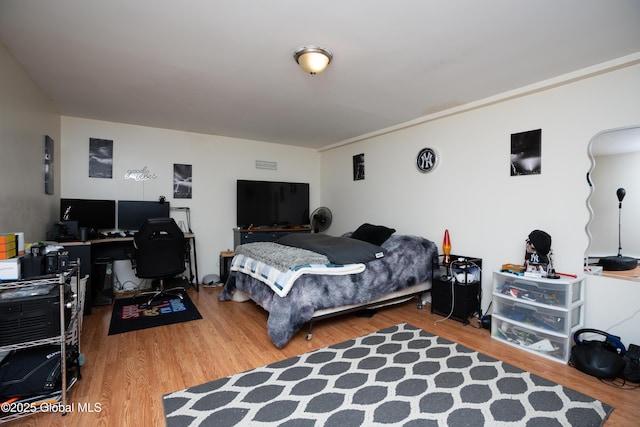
[8,287,639,426]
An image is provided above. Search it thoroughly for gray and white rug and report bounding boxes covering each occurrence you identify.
[163,323,613,426]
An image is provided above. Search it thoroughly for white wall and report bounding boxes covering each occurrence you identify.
[320,60,640,345]
[60,117,321,282]
[590,151,640,258]
[0,41,60,242]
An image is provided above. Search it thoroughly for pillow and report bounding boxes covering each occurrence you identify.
[350,223,396,246]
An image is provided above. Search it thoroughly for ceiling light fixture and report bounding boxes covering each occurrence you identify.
[293,46,333,75]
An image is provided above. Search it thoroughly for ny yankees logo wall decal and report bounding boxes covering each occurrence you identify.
[416,147,438,173]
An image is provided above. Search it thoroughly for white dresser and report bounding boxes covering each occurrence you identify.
[491,270,585,363]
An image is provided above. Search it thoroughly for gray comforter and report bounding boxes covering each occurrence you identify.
[219,234,437,348]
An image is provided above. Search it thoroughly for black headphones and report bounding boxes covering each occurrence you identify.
[573,328,626,355]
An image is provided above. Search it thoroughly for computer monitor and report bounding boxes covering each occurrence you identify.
[117,200,170,230]
[59,198,116,230]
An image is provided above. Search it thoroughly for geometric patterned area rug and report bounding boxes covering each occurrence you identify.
[162,323,613,427]
[108,293,202,335]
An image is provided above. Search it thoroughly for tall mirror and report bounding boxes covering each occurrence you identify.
[586,125,640,281]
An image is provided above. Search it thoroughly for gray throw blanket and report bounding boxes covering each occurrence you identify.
[234,242,330,271]
[219,234,437,348]
[276,233,385,264]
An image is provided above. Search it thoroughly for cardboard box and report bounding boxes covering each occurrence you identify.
[0,258,20,280]
[0,234,16,244]
[0,240,16,252]
[0,234,17,260]
[0,247,17,260]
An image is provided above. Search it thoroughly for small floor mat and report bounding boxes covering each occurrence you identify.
[108,292,202,335]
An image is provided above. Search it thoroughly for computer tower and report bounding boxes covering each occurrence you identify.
[90,260,113,306]
[0,285,71,346]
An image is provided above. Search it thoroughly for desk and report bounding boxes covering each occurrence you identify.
[62,233,198,314]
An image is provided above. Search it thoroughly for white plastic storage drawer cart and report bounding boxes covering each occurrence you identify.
[491,271,584,363]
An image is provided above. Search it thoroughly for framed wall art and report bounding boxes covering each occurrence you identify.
[510,129,541,176]
[89,138,113,178]
[353,153,365,181]
[173,163,193,199]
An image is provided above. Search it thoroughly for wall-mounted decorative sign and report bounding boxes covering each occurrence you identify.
[125,166,158,181]
[44,135,54,195]
[173,164,192,199]
[510,129,542,176]
[353,153,365,180]
[416,147,438,173]
[89,138,113,178]
[256,160,277,170]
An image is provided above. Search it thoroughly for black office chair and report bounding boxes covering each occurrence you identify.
[132,217,187,307]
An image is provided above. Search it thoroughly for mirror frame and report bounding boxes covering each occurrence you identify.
[585,124,640,281]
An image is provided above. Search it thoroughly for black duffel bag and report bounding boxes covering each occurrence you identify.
[0,345,76,398]
[569,329,626,379]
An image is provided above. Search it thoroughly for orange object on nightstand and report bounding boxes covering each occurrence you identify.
[442,229,451,265]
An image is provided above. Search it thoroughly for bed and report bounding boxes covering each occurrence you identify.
[218,226,438,348]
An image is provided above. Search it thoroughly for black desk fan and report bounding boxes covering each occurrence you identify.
[600,188,637,271]
[310,207,332,233]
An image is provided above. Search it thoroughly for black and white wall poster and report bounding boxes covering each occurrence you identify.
[173,164,192,199]
[510,129,541,176]
[44,135,54,194]
[89,138,113,178]
[353,153,365,181]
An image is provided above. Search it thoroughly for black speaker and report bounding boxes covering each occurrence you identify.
[20,254,44,279]
[79,227,88,242]
[481,314,492,330]
[45,252,58,274]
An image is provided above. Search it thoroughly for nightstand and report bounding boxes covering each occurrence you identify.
[431,255,482,324]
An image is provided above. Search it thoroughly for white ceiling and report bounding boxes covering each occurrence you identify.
[1,0,639,150]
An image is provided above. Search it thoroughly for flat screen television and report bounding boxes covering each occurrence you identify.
[237,180,310,228]
[118,200,171,230]
[60,198,116,230]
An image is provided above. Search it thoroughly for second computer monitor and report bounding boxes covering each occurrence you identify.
[118,200,170,230]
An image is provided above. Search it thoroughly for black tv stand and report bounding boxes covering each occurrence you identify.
[233,227,311,248]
